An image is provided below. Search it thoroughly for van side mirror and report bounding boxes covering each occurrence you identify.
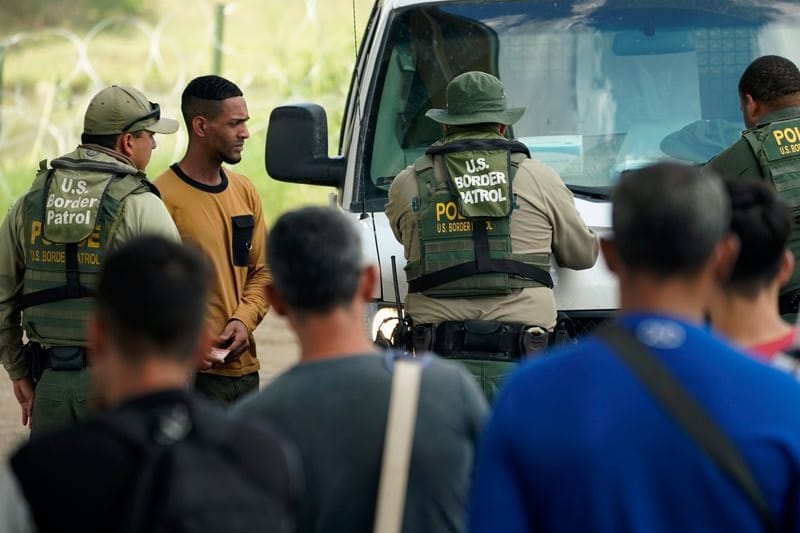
[265,104,346,187]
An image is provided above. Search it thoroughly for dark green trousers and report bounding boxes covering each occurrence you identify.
[32,368,96,435]
[194,372,259,406]
[455,359,517,404]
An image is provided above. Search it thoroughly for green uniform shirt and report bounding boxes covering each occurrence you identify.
[0,146,181,380]
[706,106,800,298]
[707,107,800,179]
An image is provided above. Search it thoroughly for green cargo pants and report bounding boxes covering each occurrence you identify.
[194,372,259,405]
[31,368,96,435]
[454,359,517,404]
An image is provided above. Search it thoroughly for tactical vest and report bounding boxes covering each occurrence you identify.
[406,133,553,298]
[21,152,153,345]
[743,116,800,295]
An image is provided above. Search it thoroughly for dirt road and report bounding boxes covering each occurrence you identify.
[0,313,300,458]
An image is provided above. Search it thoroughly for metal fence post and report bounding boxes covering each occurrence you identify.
[213,4,225,75]
[0,44,5,138]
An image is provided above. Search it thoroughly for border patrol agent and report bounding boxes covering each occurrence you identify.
[707,55,800,318]
[386,71,598,402]
[0,85,181,434]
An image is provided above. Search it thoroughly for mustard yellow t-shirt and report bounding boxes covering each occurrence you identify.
[155,164,270,377]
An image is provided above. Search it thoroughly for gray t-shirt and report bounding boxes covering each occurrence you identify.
[233,353,488,533]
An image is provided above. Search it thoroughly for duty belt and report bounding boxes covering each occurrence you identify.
[412,320,549,362]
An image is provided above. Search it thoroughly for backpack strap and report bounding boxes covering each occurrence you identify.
[597,324,776,533]
[373,353,425,533]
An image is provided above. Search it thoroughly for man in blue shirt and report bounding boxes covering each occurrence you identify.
[469,162,800,532]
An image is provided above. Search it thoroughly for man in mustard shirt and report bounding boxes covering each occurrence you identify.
[155,75,269,404]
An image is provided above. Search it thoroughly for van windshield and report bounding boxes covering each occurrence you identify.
[362,0,800,207]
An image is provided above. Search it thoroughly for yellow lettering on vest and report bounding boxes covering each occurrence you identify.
[445,202,458,221]
[30,221,42,245]
[435,202,447,221]
[774,129,786,145]
[87,225,101,249]
[42,250,65,263]
[78,252,100,266]
[785,128,798,144]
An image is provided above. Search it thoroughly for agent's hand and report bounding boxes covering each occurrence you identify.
[217,319,250,362]
[12,376,35,427]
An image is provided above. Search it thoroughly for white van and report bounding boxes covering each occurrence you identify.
[265,0,800,343]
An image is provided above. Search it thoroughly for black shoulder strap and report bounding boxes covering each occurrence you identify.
[597,324,776,533]
[426,138,531,158]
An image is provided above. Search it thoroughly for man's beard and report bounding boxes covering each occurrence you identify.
[221,152,242,165]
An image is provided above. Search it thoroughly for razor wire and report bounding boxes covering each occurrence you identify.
[0,0,354,207]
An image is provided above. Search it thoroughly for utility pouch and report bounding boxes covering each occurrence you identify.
[438,320,520,362]
[23,343,47,384]
[231,214,255,267]
[48,346,87,371]
[520,326,550,356]
[412,324,435,354]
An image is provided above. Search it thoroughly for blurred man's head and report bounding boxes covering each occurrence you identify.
[601,163,737,314]
[181,75,249,164]
[607,162,730,277]
[267,206,377,322]
[738,55,800,128]
[88,236,210,404]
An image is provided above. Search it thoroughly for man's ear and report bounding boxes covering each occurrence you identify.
[777,249,795,287]
[266,284,288,317]
[710,233,740,284]
[115,132,135,159]
[740,92,762,127]
[599,237,620,275]
[358,264,379,302]
[191,115,208,138]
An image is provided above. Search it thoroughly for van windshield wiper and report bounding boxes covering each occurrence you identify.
[567,184,612,200]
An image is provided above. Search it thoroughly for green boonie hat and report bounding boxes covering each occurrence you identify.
[426,71,525,126]
[83,85,179,135]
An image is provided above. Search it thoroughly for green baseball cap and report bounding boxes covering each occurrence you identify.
[83,85,179,135]
[426,71,525,126]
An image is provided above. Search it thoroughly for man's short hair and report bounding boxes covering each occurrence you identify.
[181,75,243,129]
[611,162,730,278]
[723,179,792,296]
[268,206,364,315]
[96,236,210,361]
[739,55,800,105]
[80,130,145,151]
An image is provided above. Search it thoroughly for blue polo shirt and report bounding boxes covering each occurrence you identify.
[469,313,800,532]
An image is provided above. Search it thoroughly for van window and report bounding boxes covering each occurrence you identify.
[361,0,800,208]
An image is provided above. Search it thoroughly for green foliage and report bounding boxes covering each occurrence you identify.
[0,0,374,220]
[0,0,153,31]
